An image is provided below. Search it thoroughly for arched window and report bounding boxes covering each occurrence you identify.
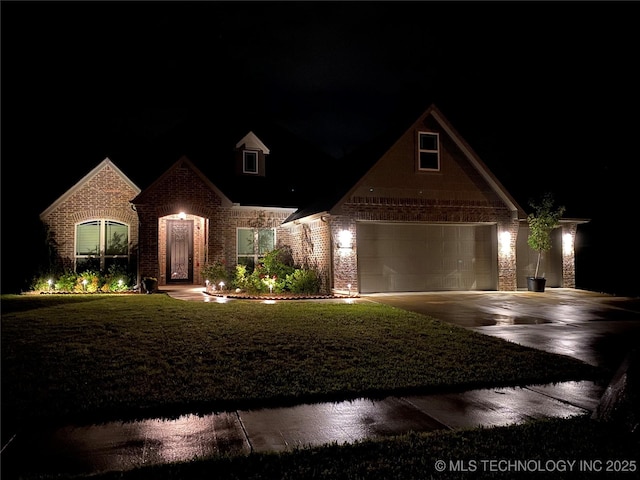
[76,220,129,272]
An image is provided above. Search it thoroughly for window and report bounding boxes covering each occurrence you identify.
[237,227,275,270]
[418,132,440,171]
[243,150,258,174]
[76,220,129,272]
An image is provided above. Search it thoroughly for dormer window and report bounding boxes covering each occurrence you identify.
[418,132,440,171]
[235,131,270,177]
[243,150,258,174]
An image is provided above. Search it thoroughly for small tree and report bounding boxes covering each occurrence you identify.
[527,192,566,278]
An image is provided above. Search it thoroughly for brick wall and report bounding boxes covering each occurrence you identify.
[41,164,139,271]
[283,217,332,294]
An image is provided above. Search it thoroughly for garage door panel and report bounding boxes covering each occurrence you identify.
[357,223,497,293]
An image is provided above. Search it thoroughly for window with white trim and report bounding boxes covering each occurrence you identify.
[418,132,440,171]
[76,220,129,272]
[237,227,275,270]
[243,150,258,174]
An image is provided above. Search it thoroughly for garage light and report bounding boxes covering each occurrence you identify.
[338,230,353,249]
[499,231,511,255]
[563,233,573,254]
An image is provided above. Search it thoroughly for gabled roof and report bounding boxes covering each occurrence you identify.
[40,157,141,218]
[236,131,270,154]
[284,103,527,224]
[130,155,234,208]
[122,109,336,209]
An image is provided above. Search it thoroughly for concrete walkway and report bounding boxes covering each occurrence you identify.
[5,286,635,477]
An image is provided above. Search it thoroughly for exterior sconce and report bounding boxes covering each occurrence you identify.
[563,233,573,255]
[178,212,187,220]
[337,230,353,249]
[499,231,511,256]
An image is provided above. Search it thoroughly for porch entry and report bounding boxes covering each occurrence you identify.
[166,219,193,283]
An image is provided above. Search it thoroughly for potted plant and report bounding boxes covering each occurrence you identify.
[526,193,565,292]
[142,276,158,294]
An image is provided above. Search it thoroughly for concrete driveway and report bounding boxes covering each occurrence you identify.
[363,288,640,373]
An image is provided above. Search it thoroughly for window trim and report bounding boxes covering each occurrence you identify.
[417,131,440,171]
[236,227,276,268]
[243,150,259,174]
[75,219,130,271]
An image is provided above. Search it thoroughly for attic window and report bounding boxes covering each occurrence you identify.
[243,150,258,174]
[418,132,440,171]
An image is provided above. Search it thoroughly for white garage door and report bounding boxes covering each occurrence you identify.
[357,223,497,293]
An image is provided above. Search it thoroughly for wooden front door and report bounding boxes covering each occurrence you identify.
[166,220,193,283]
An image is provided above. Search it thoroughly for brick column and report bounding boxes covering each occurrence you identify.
[497,219,519,291]
[136,206,159,286]
[331,216,358,294]
[562,223,577,288]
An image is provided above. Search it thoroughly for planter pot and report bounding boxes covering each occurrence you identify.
[142,278,158,294]
[527,277,546,292]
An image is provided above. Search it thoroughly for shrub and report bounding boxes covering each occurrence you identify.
[232,248,321,295]
[286,268,321,294]
[103,264,134,292]
[201,261,230,288]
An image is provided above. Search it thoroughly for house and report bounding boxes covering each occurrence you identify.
[40,104,586,294]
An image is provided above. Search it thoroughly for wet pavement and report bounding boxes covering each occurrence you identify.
[3,381,603,477]
[3,287,638,477]
[365,289,640,372]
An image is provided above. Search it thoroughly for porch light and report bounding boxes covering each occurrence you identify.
[337,230,353,249]
[499,231,511,255]
[563,233,573,254]
[178,212,186,220]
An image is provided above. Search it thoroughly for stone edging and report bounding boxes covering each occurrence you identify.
[205,292,359,301]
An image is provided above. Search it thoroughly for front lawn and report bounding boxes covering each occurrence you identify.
[1,293,604,434]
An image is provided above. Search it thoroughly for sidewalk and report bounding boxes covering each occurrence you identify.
[4,381,603,477]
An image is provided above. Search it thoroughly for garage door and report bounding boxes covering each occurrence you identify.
[357,223,497,293]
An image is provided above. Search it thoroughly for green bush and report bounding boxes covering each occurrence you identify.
[232,248,321,295]
[103,264,134,292]
[286,268,321,294]
[30,265,134,293]
[201,260,230,287]
[55,271,79,292]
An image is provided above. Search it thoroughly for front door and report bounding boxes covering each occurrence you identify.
[166,220,193,283]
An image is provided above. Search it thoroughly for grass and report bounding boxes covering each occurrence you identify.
[2,293,629,480]
[1,293,604,435]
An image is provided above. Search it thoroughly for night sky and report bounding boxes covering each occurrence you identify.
[2,1,639,295]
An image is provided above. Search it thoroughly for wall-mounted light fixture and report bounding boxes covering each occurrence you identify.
[337,230,353,249]
[499,231,511,256]
[178,212,187,220]
[563,233,573,255]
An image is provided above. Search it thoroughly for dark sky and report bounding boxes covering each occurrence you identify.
[2,1,640,292]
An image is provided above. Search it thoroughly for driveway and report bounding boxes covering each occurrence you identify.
[363,288,640,373]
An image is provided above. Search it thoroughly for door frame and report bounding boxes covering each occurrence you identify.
[166,219,194,283]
